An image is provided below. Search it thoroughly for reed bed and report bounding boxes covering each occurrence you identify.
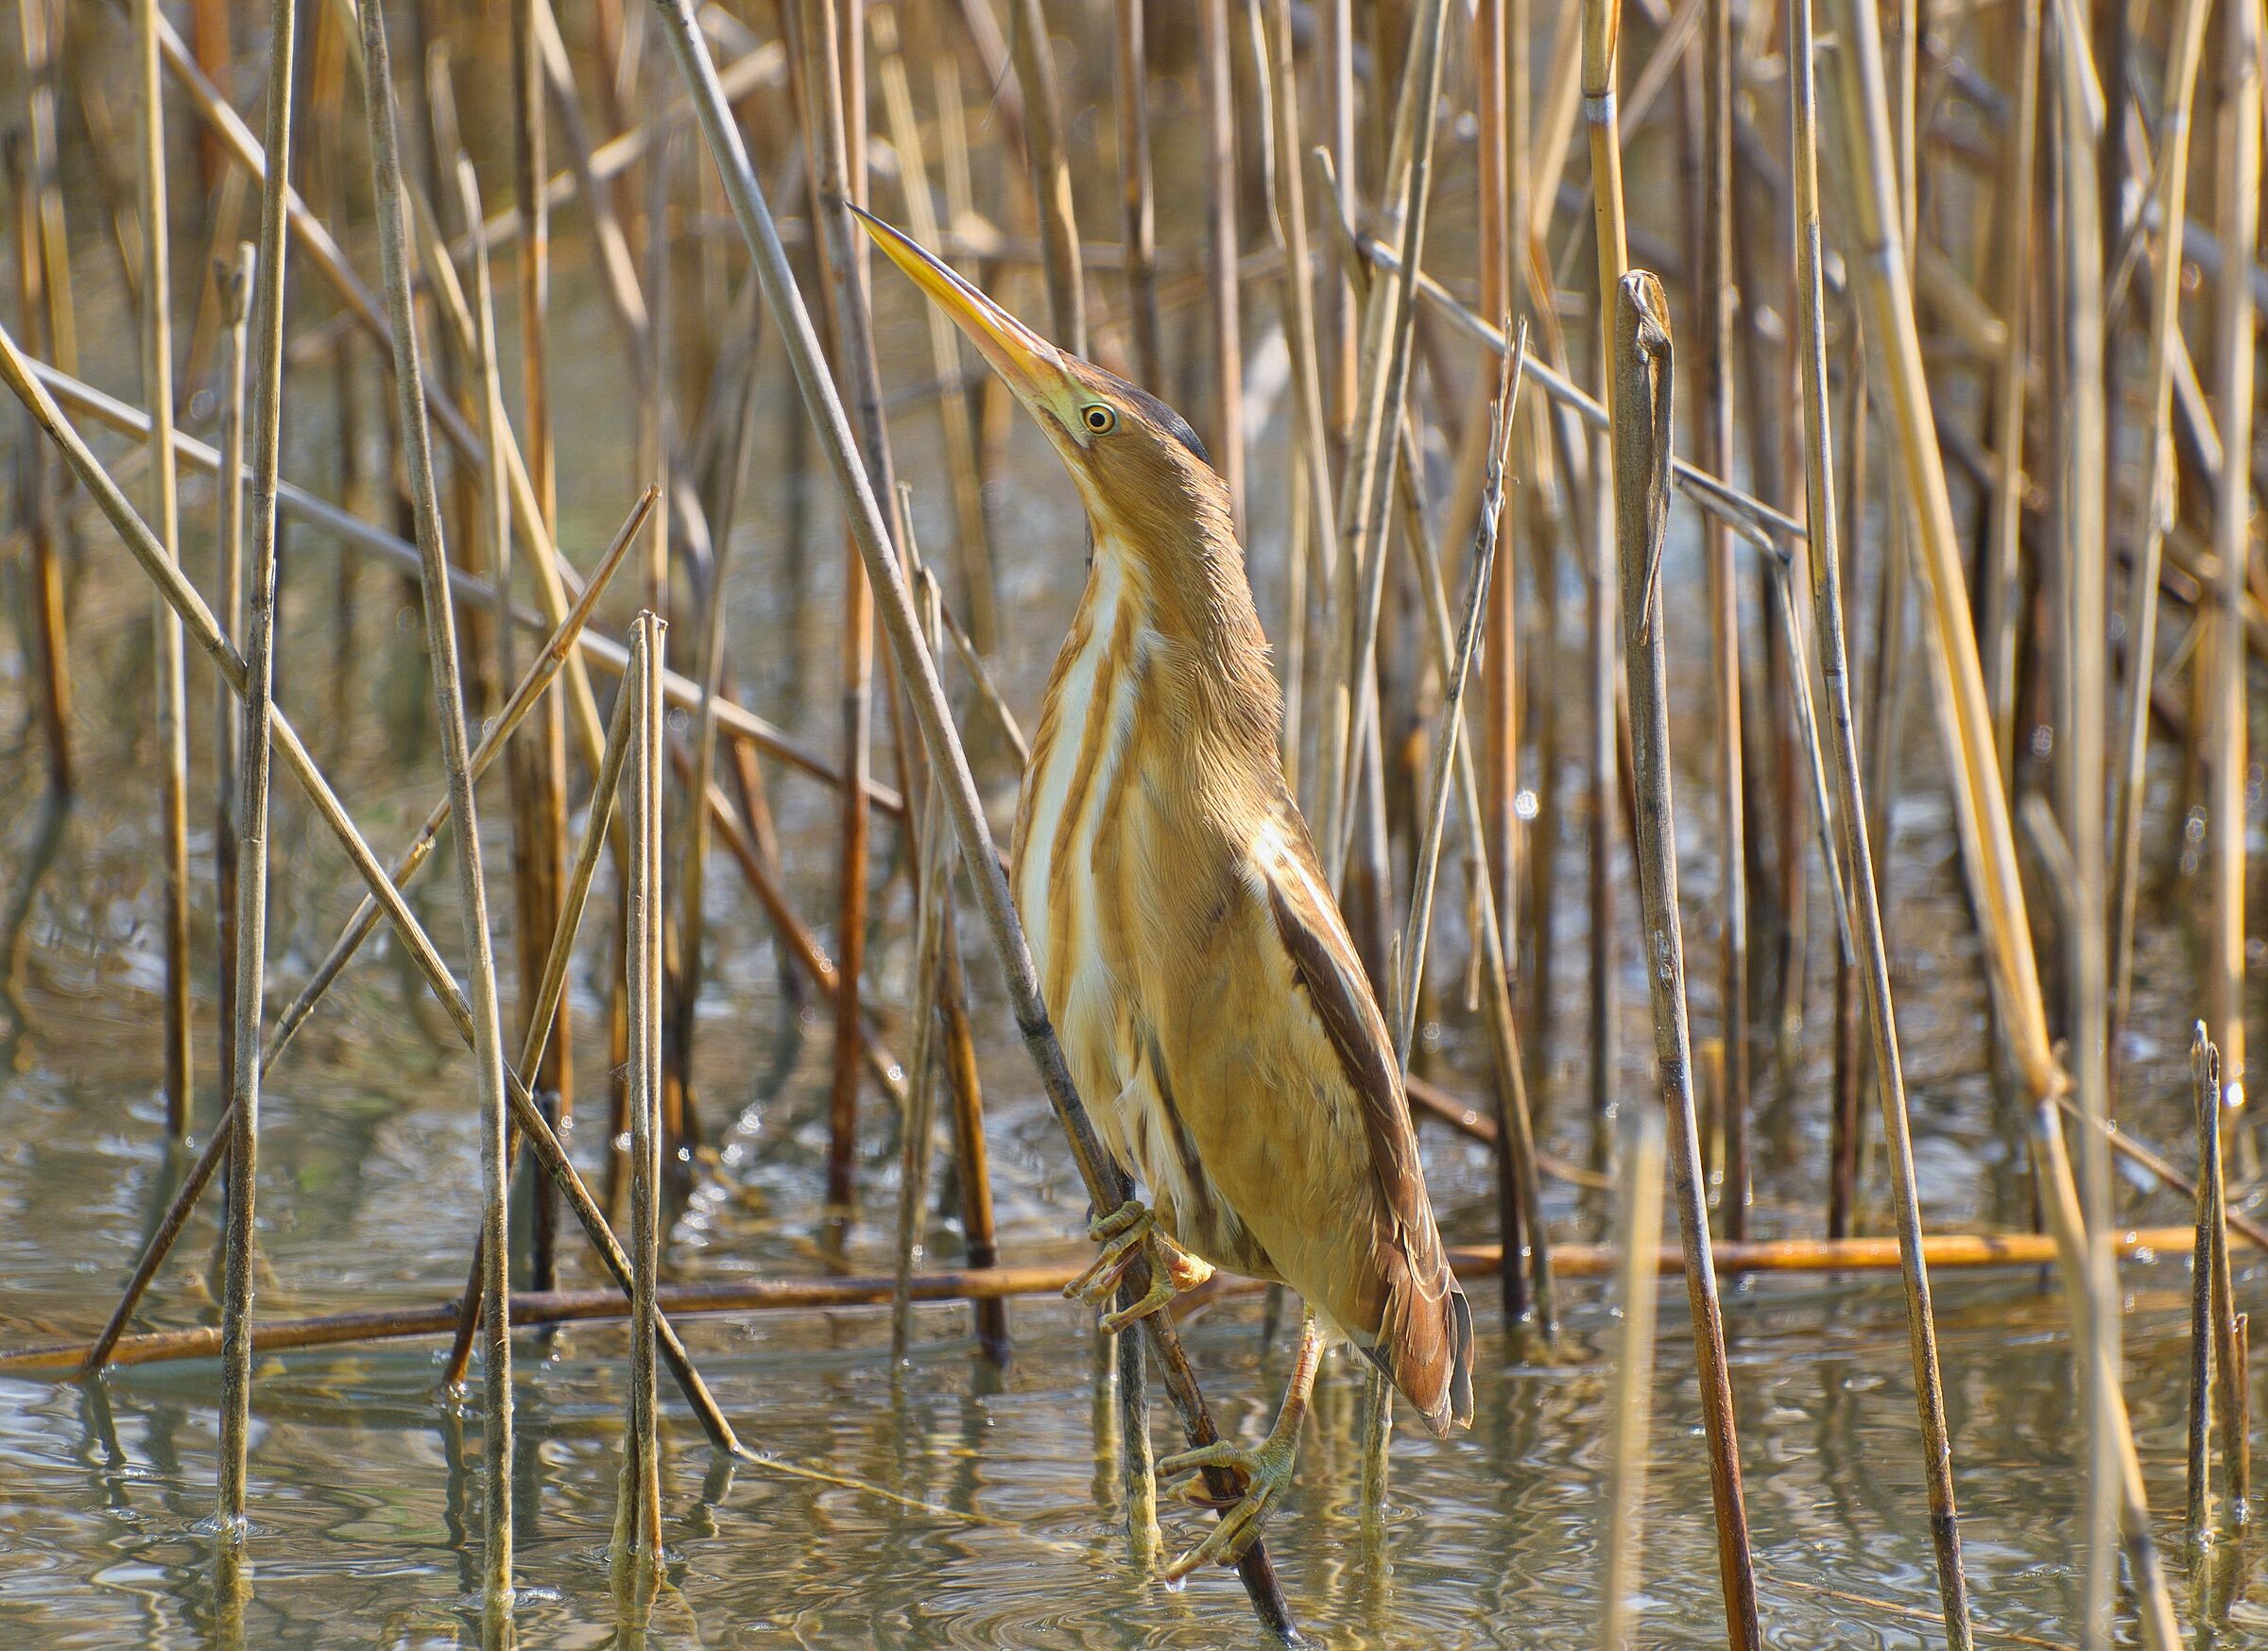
[1,0,2263,1644]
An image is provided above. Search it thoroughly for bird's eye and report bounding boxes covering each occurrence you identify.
[1081,404,1118,435]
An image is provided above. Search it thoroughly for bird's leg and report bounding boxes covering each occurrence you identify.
[1154,1308,1326,1580]
[1062,1199,1214,1333]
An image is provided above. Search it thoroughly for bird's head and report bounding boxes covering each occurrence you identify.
[851,205,1232,560]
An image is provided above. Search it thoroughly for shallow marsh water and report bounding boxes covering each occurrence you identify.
[6,59,2268,1651]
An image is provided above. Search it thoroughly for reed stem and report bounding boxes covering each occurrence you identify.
[1595,1104,1664,1651]
[1611,270,1761,1651]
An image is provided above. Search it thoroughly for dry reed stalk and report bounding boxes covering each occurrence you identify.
[1611,271,1761,1651]
[0,327,743,1453]
[2108,0,2212,1039]
[937,919,1010,1365]
[652,6,1297,1631]
[211,248,252,1113]
[790,0,888,1228]
[1475,0,1521,981]
[872,4,998,652]
[2045,9,2116,1631]
[1699,0,1747,1240]
[2208,0,2261,1110]
[510,0,575,1291]
[1786,5,1969,1633]
[1313,0,1452,884]
[1822,0,2059,1108]
[1198,0,1244,529]
[5,137,71,802]
[14,1220,2254,1379]
[2190,1028,2215,1538]
[1009,0,1085,354]
[614,615,668,1581]
[1583,0,1628,1150]
[1595,1103,1664,1651]
[135,0,194,1141]
[1112,0,1162,387]
[356,0,518,1613]
[2022,1084,2182,1651]
[2196,1031,2248,1520]
[15,0,75,376]
[445,646,645,1389]
[212,0,295,1556]
[1981,0,2040,773]
[891,568,954,1366]
[1251,0,1336,748]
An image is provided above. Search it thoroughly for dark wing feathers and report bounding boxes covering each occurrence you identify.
[1261,810,1473,1437]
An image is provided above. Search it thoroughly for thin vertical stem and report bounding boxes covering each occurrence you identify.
[1788,2,1970,1636]
[2108,0,2210,1038]
[136,0,194,1141]
[1982,0,2040,776]
[1198,0,1244,531]
[1113,0,1161,388]
[1596,1103,1664,1651]
[212,248,253,1114]
[1611,271,1761,1651]
[2190,1027,2216,1538]
[6,135,72,801]
[215,0,296,1551]
[358,2,515,1619]
[615,616,668,1578]
[1010,0,1085,354]
[2208,0,2261,1108]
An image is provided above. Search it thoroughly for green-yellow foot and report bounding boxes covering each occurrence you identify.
[1061,1200,1214,1333]
[1155,1424,1300,1581]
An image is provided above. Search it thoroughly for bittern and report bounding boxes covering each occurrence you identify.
[855,207,1473,1578]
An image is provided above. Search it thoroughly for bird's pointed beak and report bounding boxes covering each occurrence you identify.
[849,203,1080,426]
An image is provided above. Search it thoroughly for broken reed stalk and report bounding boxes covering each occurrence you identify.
[0,326,741,1454]
[650,5,1298,1634]
[1610,272,1761,1651]
[2207,0,2261,1105]
[213,0,295,1551]
[614,616,668,1580]
[1822,0,2059,1108]
[1786,2,1970,1637]
[211,246,252,1110]
[356,0,515,1616]
[1596,1102,1664,1651]
[135,0,194,1141]
[2108,0,2211,1037]
[1197,0,1243,527]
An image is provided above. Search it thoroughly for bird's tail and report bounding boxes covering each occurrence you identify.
[1366,1269,1474,1439]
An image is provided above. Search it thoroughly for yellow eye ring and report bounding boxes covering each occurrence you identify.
[1081,404,1118,435]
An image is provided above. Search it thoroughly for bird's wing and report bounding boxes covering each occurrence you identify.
[1253,802,1471,1433]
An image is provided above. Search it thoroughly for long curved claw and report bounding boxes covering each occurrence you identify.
[1098,1235,1213,1334]
[1155,1429,1298,1580]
